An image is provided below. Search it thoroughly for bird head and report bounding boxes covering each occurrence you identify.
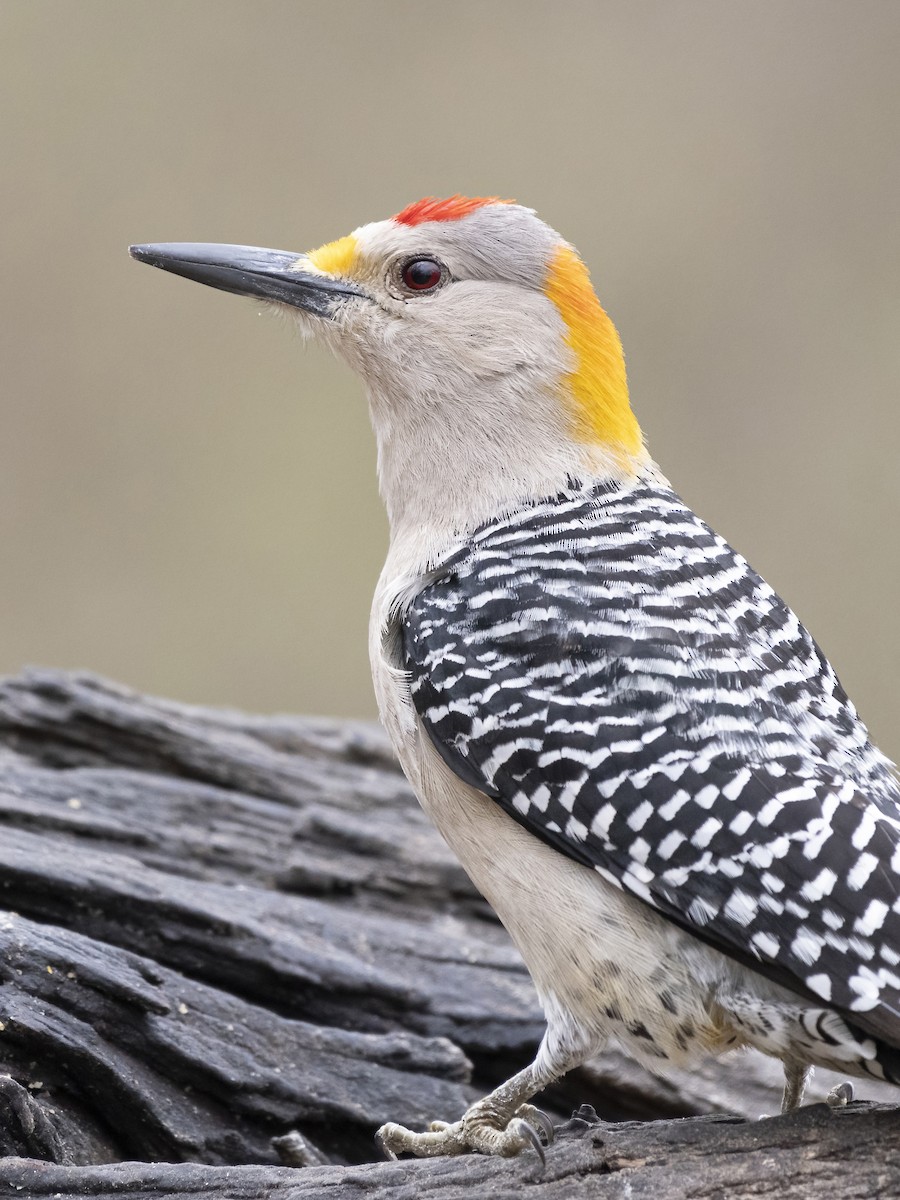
[131,197,646,549]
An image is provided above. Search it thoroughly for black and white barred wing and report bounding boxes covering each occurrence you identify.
[402,483,900,1044]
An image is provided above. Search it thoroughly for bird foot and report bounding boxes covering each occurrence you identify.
[376,1101,554,1161]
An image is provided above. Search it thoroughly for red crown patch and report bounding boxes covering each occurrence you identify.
[393,195,512,227]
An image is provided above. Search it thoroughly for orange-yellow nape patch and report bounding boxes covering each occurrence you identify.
[306,233,359,278]
[544,245,642,462]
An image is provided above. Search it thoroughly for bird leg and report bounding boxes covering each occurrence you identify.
[376,1060,561,1161]
[781,1060,812,1112]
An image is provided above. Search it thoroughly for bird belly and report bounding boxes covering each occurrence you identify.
[405,711,736,1070]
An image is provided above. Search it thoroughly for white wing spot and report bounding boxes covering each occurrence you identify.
[855,899,889,937]
[627,799,654,832]
[800,868,837,903]
[724,890,757,927]
[692,817,722,850]
[806,973,833,1002]
[791,932,824,966]
[657,830,686,860]
[847,853,879,892]
[688,897,717,925]
[751,931,780,958]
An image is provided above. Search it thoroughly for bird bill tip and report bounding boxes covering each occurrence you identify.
[129,244,172,268]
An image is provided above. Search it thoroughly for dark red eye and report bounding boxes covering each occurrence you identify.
[402,258,443,292]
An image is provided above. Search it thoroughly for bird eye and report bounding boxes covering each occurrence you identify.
[401,258,444,292]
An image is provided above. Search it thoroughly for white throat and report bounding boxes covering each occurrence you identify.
[347,287,637,574]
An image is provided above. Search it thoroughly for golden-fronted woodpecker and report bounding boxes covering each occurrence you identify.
[131,196,900,1161]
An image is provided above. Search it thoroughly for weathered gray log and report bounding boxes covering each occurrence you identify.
[0,668,897,1197]
[2,1102,899,1198]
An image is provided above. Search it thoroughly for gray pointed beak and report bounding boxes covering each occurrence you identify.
[128,242,367,317]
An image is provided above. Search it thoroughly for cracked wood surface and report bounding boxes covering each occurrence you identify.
[0,668,896,1196]
[2,1103,898,1198]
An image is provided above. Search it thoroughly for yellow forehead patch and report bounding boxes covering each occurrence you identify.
[544,245,642,460]
[307,233,359,277]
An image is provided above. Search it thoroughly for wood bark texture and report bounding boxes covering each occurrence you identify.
[0,668,896,1197]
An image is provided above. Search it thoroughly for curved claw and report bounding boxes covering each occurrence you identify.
[374,1128,399,1161]
[517,1120,546,1168]
[826,1081,855,1108]
[533,1110,555,1146]
[516,1104,555,1146]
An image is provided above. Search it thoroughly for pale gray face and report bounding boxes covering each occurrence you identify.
[299,205,570,399]
[130,202,642,547]
[130,204,568,389]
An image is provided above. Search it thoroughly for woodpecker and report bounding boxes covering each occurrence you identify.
[131,197,900,1161]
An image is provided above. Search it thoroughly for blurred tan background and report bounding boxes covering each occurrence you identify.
[1,2,898,753]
